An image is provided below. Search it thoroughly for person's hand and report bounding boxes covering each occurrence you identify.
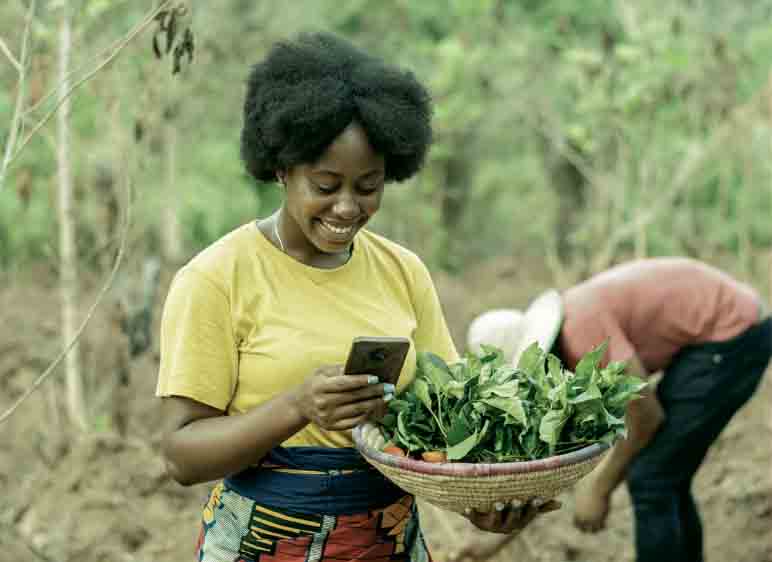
[573,477,611,533]
[461,498,562,535]
[292,365,394,431]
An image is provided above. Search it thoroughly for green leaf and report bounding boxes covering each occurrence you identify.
[449,361,468,381]
[517,342,544,376]
[381,413,397,429]
[417,351,453,391]
[547,380,568,407]
[575,342,606,380]
[569,381,602,404]
[413,378,433,411]
[478,379,519,399]
[546,354,563,385]
[481,397,527,426]
[387,399,412,412]
[447,414,475,446]
[479,344,505,366]
[604,376,648,407]
[539,409,568,453]
[447,431,480,460]
[445,379,467,399]
[603,405,626,428]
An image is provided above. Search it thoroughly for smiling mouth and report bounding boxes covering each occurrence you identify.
[319,219,356,239]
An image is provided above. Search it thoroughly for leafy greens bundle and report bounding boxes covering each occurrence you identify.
[379,342,648,462]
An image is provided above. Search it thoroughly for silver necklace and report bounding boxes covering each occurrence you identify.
[273,217,285,253]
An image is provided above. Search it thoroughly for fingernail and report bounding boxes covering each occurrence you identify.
[464,507,472,515]
[494,501,506,511]
[510,499,523,508]
[532,497,546,507]
[383,393,394,402]
[383,383,396,394]
[367,375,379,384]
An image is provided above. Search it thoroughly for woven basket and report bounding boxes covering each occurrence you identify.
[352,422,609,514]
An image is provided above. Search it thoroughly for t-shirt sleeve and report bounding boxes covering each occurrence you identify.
[411,259,459,363]
[156,267,238,410]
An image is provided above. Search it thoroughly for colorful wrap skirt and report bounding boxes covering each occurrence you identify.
[195,447,431,562]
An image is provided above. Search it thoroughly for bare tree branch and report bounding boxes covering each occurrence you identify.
[23,0,171,118]
[0,0,173,188]
[0,160,133,425]
[590,77,772,272]
[0,36,22,72]
[0,0,36,192]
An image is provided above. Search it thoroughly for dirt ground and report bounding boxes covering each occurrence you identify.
[1,259,770,562]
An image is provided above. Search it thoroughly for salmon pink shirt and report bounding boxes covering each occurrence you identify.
[558,258,762,374]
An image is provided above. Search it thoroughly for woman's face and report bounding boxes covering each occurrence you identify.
[281,121,385,257]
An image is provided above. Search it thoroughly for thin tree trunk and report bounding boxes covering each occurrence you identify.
[161,119,183,265]
[57,0,87,431]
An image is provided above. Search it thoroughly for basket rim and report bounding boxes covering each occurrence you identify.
[352,422,610,477]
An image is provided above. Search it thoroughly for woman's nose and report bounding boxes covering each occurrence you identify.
[333,192,360,219]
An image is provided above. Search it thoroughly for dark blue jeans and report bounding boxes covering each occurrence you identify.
[626,316,771,562]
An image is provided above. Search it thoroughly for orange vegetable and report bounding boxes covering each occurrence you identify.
[383,445,407,457]
[421,451,447,463]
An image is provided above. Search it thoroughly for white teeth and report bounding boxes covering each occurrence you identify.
[322,221,354,235]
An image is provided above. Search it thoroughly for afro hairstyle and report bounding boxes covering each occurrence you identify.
[240,31,433,184]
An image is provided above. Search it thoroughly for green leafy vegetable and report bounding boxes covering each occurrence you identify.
[378,342,647,462]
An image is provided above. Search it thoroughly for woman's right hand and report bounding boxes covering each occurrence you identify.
[292,365,394,431]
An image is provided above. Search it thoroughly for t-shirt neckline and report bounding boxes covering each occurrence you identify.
[252,221,361,283]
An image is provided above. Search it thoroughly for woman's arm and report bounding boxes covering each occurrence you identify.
[161,392,306,486]
[161,367,391,485]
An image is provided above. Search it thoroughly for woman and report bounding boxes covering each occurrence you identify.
[157,32,548,562]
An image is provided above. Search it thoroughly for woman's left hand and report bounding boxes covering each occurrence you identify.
[462,498,562,534]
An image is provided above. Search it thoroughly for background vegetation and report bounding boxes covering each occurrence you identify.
[3,0,771,281]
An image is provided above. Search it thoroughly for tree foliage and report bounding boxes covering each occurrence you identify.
[1,0,771,285]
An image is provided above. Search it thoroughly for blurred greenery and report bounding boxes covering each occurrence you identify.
[1,0,771,287]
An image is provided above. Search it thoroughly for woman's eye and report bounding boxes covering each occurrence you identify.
[359,181,383,194]
[314,182,337,194]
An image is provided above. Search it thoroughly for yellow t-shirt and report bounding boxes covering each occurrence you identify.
[156,222,458,448]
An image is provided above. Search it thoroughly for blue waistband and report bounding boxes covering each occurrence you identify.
[263,446,370,471]
[224,446,405,516]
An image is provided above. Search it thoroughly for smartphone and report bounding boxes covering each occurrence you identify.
[343,336,411,386]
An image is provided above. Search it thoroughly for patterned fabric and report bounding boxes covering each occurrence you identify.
[196,483,431,562]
